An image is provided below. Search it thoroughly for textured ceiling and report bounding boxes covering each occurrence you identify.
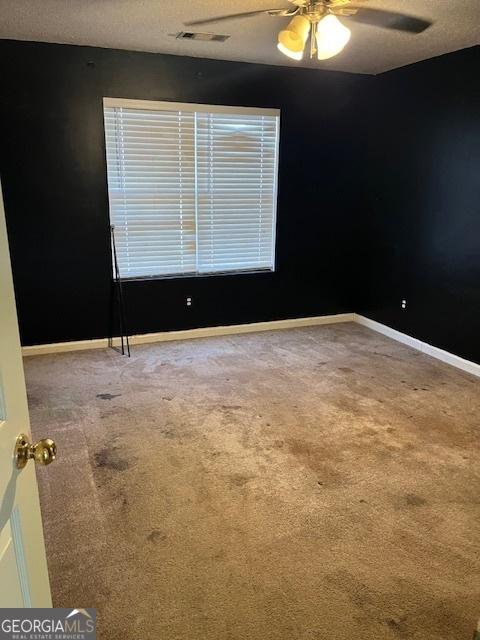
[0,0,478,75]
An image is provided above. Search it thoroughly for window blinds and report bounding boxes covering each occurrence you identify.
[196,112,278,273]
[104,99,279,279]
[104,106,196,277]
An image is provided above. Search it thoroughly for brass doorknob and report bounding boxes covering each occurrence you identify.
[15,434,57,469]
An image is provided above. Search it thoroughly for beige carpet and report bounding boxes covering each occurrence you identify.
[25,323,480,639]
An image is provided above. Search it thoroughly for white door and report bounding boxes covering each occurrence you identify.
[0,180,52,607]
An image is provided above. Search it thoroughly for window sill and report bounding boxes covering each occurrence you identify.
[118,268,275,283]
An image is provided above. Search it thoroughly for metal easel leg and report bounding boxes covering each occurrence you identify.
[110,225,131,357]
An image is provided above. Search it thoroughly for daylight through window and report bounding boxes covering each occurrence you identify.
[104,98,280,278]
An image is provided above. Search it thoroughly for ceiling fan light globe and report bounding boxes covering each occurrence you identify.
[316,14,351,60]
[277,42,304,60]
[277,15,310,58]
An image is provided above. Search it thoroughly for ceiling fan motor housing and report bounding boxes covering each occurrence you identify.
[289,0,352,6]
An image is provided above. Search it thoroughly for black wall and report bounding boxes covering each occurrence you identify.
[358,46,480,364]
[1,40,478,365]
[0,40,368,346]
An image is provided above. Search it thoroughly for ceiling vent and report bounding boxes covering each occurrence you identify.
[174,31,230,43]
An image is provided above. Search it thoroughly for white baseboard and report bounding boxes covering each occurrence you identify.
[354,314,480,378]
[21,313,355,357]
[21,312,480,379]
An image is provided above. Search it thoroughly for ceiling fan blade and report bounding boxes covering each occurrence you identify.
[184,8,296,27]
[342,7,432,33]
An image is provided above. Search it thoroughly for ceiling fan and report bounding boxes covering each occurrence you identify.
[185,0,432,62]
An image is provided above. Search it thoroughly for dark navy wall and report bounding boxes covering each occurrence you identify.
[358,46,480,364]
[0,40,368,346]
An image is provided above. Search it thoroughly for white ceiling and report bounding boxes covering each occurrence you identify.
[0,0,478,75]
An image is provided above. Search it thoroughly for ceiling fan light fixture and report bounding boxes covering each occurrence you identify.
[277,42,304,60]
[316,14,351,60]
[277,15,310,60]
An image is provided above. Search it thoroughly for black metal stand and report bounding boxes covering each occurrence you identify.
[110,225,130,357]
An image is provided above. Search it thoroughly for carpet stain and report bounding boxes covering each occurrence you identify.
[229,473,253,488]
[147,529,167,544]
[405,493,427,507]
[287,439,324,471]
[96,393,122,400]
[385,616,410,637]
[160,428,176,439]
[94,447,129,471]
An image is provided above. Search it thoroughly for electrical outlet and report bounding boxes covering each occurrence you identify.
[186,297,192,307]
[401,299,407,310]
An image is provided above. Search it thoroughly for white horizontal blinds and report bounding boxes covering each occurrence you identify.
[196,111,278,273]
[104,99,279,278]
[104,106,196,277]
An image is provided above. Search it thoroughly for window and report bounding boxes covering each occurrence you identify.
[103,98,280,279]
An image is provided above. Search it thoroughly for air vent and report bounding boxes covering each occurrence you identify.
[175,31,230,42]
